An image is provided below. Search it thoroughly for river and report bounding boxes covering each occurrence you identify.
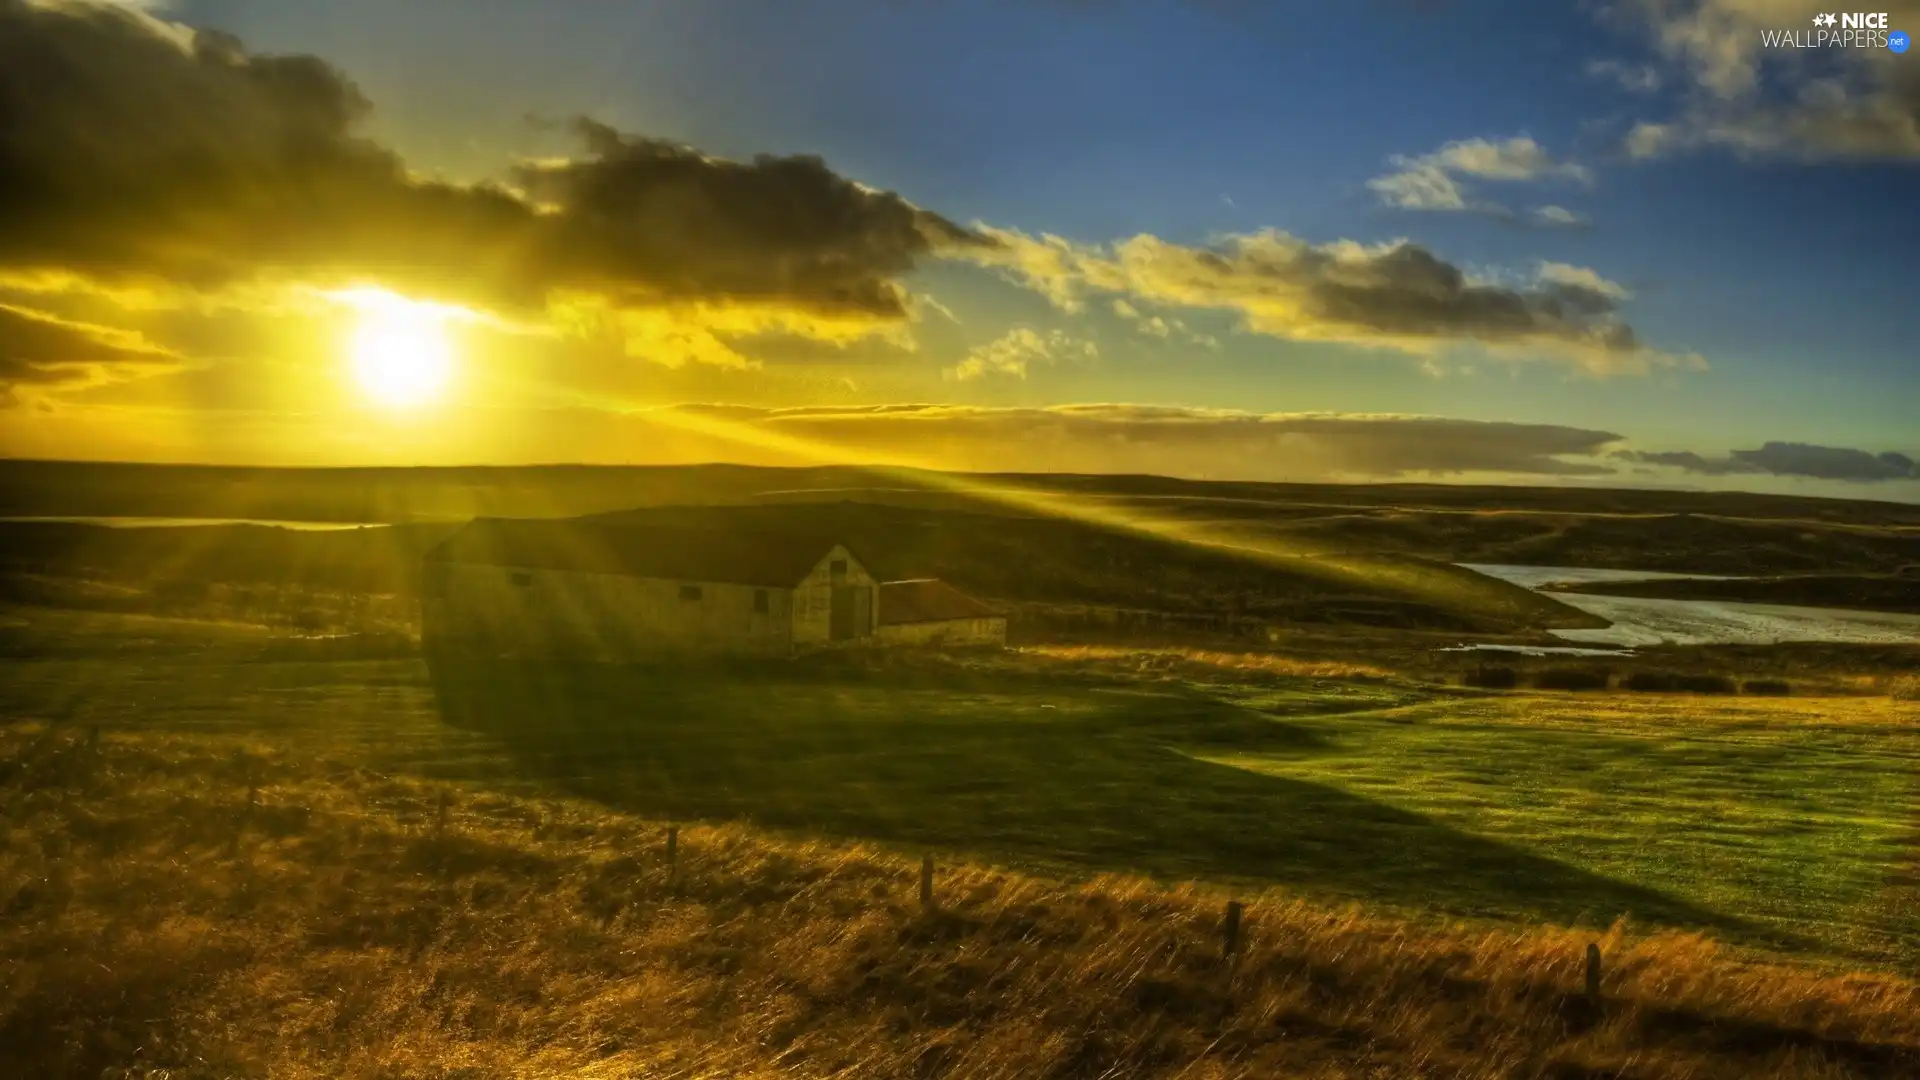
[1459,563,1920,648]
[0,516,387,531]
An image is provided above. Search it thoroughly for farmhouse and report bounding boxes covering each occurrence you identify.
[421,517,879,659]
[876,578,1007,648]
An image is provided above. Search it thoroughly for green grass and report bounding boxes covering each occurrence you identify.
[1197,692,1920,966]
[4,604,1916,972]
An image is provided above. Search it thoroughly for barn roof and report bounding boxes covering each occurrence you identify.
[426,518,859,587]
[878,579,1002,626]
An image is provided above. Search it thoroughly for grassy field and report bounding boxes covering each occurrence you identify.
[5,606,1920,1076]
[1188,691,1920,966]
[5,607,1917,963]
[9,724,1920,1079]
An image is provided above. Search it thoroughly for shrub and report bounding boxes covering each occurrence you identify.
[1890,675,1920,701]
[1742,679,1791,697]
[1463,664,1518,689]
[1623,671,1735,694]
[1532,667,1611,691]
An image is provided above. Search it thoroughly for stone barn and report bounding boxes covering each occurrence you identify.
[422,518,880,659]
[876,579,1007,648]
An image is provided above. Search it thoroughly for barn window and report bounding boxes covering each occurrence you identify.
[679,584,703,602]
[753,589,769,613]
[510,572,533,588]
[830,559,848,578]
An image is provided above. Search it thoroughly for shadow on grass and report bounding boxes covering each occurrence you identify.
[424,651,1757,941]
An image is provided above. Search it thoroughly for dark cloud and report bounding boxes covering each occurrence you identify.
[0,0,987,318]
[975,229,1696,374]
[0,302,179,400]
[1732,442,1918,482]
[1617,443,1919,482]
[654,403,1625,478]
[1610,449,1754,475]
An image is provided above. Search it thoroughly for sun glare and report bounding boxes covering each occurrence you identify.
[340,290,458,407]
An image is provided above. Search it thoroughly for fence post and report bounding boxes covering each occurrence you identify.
[436,789,450,839]
[919,855,935,913]
[87,725,99,752]
[666,826,679,877]
[1585,943,1603,1005]
[1223,900,1244,959]
[227,760,253,858]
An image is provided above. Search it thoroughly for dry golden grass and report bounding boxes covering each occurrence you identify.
[5,722,1919,1080]
[1887,675,1920,702]
[1024,644,1395,682]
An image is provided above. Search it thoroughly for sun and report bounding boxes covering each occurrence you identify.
[341,291,457,407]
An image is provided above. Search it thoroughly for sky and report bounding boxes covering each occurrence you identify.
[1,0,1916,500]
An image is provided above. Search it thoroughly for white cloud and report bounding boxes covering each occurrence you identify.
[1537,262,1630,300]
[1587,59,1663,94]
[1110,297,1218,348]
[947,327,1097,381]
[1530,205,1591,228]
[1367,162,1471,211]
[1368,137,1592,219]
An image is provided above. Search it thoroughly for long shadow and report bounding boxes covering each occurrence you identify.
[424,651,1762,942]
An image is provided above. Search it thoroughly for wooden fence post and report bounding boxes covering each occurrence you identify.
[1585,943,1603,1005]
[227,761,253,858]
[919,855,935,912]
[666,826,679,876]
[1223,900,1244,959]
[87,725,99,752]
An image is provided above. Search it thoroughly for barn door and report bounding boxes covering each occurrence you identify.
[830,585,873,641]
[830,586,855,641]
[852,585,872,637]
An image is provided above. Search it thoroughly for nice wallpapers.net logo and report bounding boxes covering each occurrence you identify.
[1759,12,1909,50]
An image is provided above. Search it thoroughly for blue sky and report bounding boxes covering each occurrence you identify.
[3,0,1916,496]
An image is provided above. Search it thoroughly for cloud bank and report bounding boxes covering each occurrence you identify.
[639,403,1627,480]
[972,228,1694,374]
[0,0,989,374]
[0,1,1702,404]
[1617,442,1920,482]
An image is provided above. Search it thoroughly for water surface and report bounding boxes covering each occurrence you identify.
[1460,563,1920,647]
[0,515,386,531]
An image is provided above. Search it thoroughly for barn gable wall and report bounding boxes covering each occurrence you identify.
[790,544,879,647]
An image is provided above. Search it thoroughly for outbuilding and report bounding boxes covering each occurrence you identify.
[875,578,1007,648]
[422,517,879,659]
